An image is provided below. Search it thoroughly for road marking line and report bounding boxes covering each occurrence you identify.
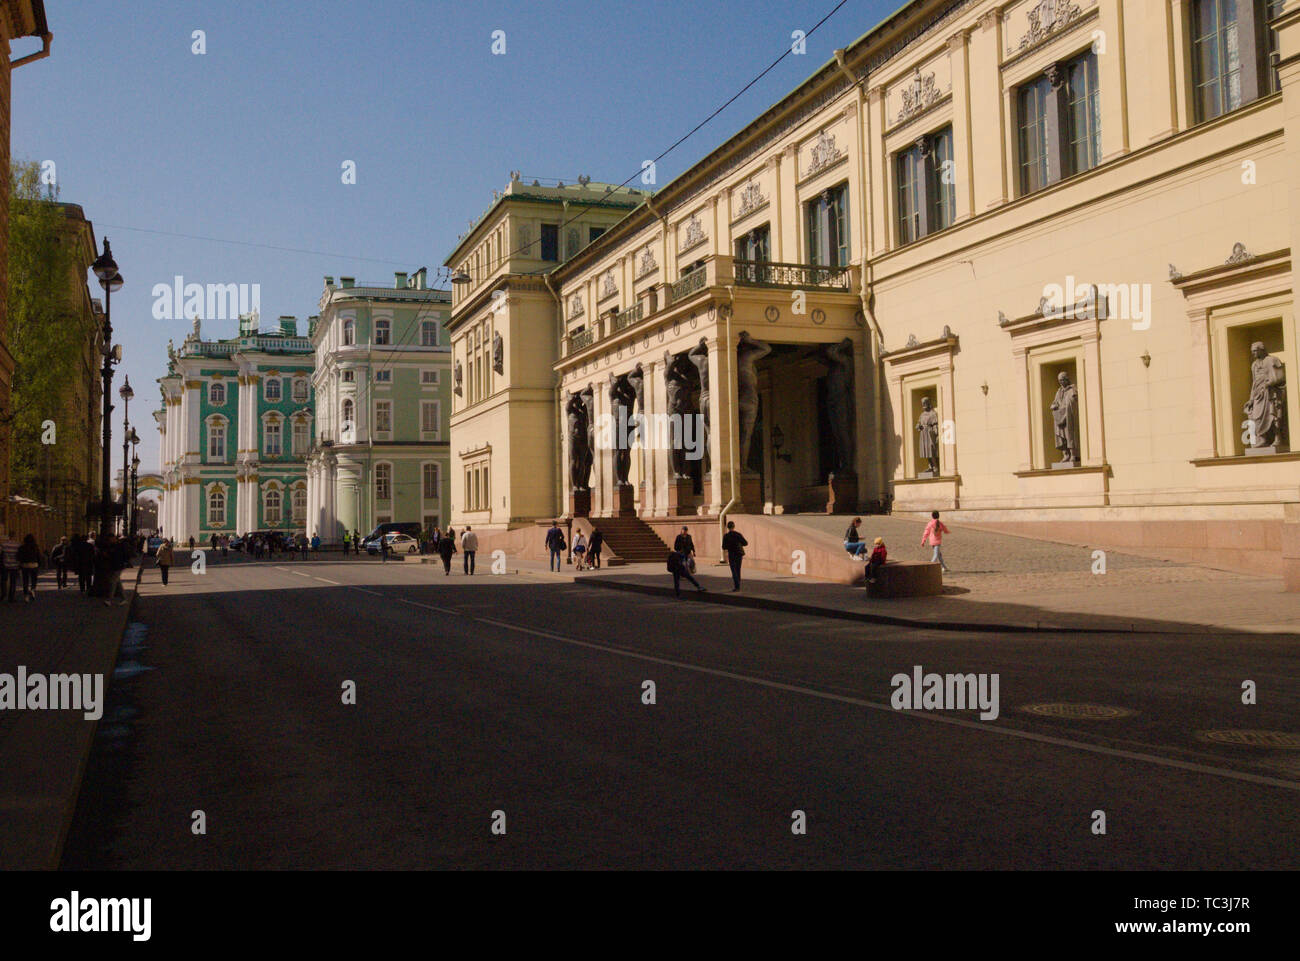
[353,588,382,596]
[463,614,1300,794]
[313,577,340,585]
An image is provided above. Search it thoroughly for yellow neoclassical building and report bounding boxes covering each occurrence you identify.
[448,0,1300,575]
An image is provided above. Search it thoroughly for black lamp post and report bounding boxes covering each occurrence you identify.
[120,378,134,535]
[130,452,141,539]
[92,239,123,537]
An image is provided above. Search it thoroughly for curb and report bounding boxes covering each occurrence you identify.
[578,575,1241,636]
[49,561,144,870]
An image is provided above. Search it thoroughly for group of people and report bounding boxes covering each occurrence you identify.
[543,522,609,574]
[1,530,134,605]
[844,511,951,584]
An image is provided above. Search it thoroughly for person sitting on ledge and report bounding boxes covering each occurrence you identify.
[867,537,887,584]
[844,517,868,558]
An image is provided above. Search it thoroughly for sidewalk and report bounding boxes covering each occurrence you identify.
[0,564,141,869]
[520,548,1297,635]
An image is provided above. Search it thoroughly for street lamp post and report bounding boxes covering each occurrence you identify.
[130,451,141,539]
[91,239,124,538]
[120,378,134,536]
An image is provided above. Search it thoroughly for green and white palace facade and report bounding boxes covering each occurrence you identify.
[304,271,452,544]
[155,313,316,542]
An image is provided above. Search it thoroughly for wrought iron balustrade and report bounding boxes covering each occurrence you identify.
[612,302,644,332]
[670,268,708,303]
[733,259,851,290]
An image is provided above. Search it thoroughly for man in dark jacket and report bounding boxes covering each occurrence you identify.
[437,531,456,575]
[544,521,565,572]
[721,521,748,591]
[668,549,704,597]
[587,528,604,570]
[70,533,96,594]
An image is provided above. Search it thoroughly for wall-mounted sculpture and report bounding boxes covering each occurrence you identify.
[736,331,772,469]
[627,363,646,448]
[1050,371,1080,466]
[492,331,504,374]
[688,337,711,474]
[453,359,463,396]
[566,389,593,490]
[607,372,636,484]
[916,396,940,475]
[818,337,856,474]
[664,350,696,478]
[1244,341,1288,452]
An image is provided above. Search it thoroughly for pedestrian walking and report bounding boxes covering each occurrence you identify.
[103,534,130,607]
[843,517,868,558]
[587,527,603,570]
[867,537,888,584]
[156,539,174,586]
[311,532,321,556]
[437,530,456,575]
[50,536,69,589]
[71,533,95,594]
[16,534,42,602]
[1,531,20,602]
[380,534,391,563]
[721,520,747,591]
[667,548,705,597]
[572,531,588,571]
[921,510,951,573]
[544,521,565,572]
[353,530,361,556]
[188,535,196,552]
[673,526,697,575]
[461,526,479,575]
[220,534,229,561]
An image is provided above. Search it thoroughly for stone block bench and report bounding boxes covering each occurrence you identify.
[866,560,943,598]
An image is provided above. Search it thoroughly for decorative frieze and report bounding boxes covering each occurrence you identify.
[735,181,767,219]
[600,269,618,301]
[805,130,843,177]
[1011,0,1084,54]
[634,244,658,279]
[897,68,941,124]
[679,212,707,253]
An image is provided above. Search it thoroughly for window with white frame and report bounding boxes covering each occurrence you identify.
[292,420,309,455]
[375,319,391,345]
[292,378,308,402]
[374,400,392,434]
[341,398,354,425]
[208,382,226,405]
[208,487,226,526]
[421,320,438,347]
[292,487,306,524]
[207,418,226,461]
[420,369,438,385]
[422,462,440,500]
[421,400,440,438]
[264,419,282,456]
[265,377,282,402]
[264,488,282,525]
[375,369,392,383]
[342,319,355,346]
[342,369,355,383]
[375,462,392,501]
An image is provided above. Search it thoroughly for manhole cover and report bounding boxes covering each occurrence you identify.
[1198,730,1300,749]
[1020,703,1133,719]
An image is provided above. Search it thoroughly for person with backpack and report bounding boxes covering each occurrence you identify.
[667,547,705,597]
[50,536,69,590]
[844,517,868,558]
[673,526,696,575]
[867,537,888,584]
[921,510,951,573]
[587,527,604,570]
[437,529,457,575]
[544,521,565,572]
[16,534,42,601]
[156,539,175,586]
[721,520,748,591]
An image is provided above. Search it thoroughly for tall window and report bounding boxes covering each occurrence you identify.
[208,420,226,461]
[896,127,956,245]
[421,369,438,385]
[208,488,225,526]
[1265,0,1286,94]
[375,319,391,345]
[1018,51,1101,196]
[540,223,560,261]
[292,488,306,524]
[264,420,282,456]
[265,377,282,402]
[804,184,849,267]
[264,488,282,525]
[421,320,438,346]
[292,421,308,455]
[292,378,308,402]
[423,462,440,500]
[421,400,440,437]
[342,319,355,346]
[734,224,772,278]
[209,382,225,405]
[375,463,392,501]
[341,398,354,425]
[375,401,392,434]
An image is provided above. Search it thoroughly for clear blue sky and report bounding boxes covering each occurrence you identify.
[13,0,894,470]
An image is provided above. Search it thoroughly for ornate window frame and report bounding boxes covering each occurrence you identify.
[882,328,961,509]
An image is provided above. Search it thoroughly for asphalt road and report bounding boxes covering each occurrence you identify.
[61,555,1300,869]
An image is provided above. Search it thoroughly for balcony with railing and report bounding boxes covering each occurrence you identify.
[569,327,594,352]
[733,259,852,290]
[611,301,644,332]
[669,267,708,303]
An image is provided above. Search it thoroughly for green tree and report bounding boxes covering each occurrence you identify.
[5,161,83,502]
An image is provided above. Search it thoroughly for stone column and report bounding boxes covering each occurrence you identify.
[1012,345,1033,471]
[970,10,1008,210]
[946,30,975,222]
[1095,0,1130,162]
